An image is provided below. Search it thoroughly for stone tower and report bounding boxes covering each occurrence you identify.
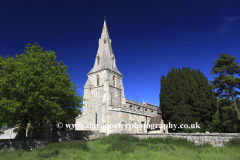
[76,20,167,135]
[76,20,126,132]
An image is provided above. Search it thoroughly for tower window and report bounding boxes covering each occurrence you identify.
[104,38,106,44]
[112,57,115,66]
[113,76,115,86]
[95,113,97,125]
[97,75,99,86]
[97,56,100,65]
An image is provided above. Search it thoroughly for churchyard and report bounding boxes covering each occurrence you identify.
[1,134,240,160]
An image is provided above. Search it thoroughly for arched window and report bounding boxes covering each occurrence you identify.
[95,113,97,125]
[97,56,100,65]
[104,38,106,44]
[113,76,115,86]
[112,57,115,67]
[97,75,99,86]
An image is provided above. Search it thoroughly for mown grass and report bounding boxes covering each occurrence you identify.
[1,135,240,160]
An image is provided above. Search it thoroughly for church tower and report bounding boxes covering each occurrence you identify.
[76,20,166,135]
[76,20,126,132]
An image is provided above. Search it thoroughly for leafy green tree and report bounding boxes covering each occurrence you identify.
[210,53,240,119]
[207,112,222,133]
[218,97,239,132]
[0,42,82,138]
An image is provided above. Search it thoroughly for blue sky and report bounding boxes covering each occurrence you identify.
[1,1,240,111]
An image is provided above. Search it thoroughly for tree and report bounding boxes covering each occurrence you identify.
[0,42,82,138]
[160,67,217,132]
[210,53,240,119]
[207,111,222,133]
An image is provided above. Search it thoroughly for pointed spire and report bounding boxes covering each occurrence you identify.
[88,19,122,76]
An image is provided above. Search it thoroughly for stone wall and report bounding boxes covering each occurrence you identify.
[0,139,49,151]
[111,133,240,147]
[0,130,105,151]
[52,130,105,142]
[1,131,240,151]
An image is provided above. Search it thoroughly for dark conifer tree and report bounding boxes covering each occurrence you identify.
[160,67,217,132]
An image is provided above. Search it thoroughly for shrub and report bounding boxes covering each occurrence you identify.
[226,138,240,147]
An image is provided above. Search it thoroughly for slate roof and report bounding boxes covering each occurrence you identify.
[147,115,162,129]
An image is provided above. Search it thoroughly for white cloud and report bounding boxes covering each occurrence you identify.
[218,17,239,35]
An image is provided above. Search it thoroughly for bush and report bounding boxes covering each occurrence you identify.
[226,138,240,147]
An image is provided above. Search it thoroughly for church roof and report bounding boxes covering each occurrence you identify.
[88,20,122,76]
[147,115,162,129]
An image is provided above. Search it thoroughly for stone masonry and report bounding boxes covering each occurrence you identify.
[75,20,167,135]
[111,133,240,147]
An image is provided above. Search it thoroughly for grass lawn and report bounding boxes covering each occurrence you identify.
[1,134,240,160]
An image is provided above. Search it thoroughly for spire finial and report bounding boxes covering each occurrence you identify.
[104,16,106,21]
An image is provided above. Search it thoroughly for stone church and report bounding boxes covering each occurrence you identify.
[75,20,168,134]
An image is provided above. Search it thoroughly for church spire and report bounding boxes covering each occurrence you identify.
[88,19,122,76]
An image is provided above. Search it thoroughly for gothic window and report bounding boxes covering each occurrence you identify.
[97,56,100,65]
[95,113,97,125]
[112,57,115,66]
[104,38,106,44]
[113,76,115,86]
[97,75,99,86]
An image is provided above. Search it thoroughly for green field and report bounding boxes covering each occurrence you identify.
[1,135,240,160]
